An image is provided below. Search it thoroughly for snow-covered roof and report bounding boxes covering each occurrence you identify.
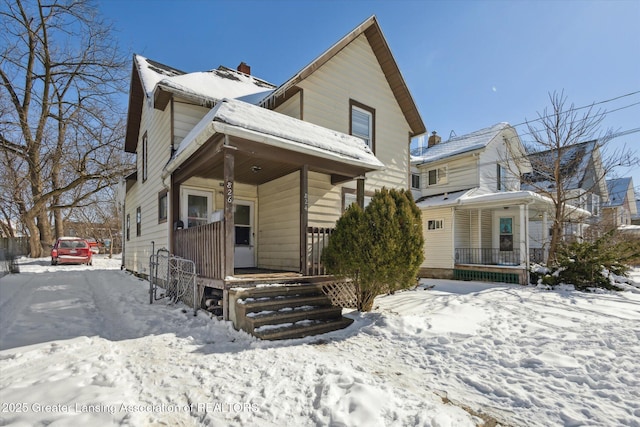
[523,140,597,191]
[416,188,591,218]
[166,98,384,176]
[412,123,510,164]
[603,177,632,208]
[135,55,275,105]
[416,189,472,208]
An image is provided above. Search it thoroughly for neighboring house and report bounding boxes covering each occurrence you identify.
[602,177,638,230]
[122,16,425,318]
[523,140,609,243]
[412,123,588,285]
[633,200,640,226]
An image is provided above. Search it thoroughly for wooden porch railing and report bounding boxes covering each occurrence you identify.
[307,226,334,275]
[174,221,225,280]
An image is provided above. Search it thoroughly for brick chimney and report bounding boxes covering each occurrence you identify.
[237,62,251,75]
[428,131,441,148]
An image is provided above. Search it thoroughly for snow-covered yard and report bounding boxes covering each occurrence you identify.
[1,256,639,426]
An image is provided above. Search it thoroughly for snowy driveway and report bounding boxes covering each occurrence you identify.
[1,256,639,426]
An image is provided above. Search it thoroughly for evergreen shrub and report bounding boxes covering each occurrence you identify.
[322,188,424,311]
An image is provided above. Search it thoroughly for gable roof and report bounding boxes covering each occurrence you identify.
[125,55,276,153]
[523,140,604,192]
[412,122,510,164]
[604,177,632,208]
[259,15,426,137]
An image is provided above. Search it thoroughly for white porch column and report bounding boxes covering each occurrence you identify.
[519,204,526,265]
[478,209,482,247]
[542,211,548,263]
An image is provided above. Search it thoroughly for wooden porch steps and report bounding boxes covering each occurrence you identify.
[231,284,353,340]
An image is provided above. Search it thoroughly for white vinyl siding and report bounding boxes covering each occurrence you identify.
[421,207,454,269]
[307,172,342,228]
[419,156,478,198]
[278,91,302,120]
[294,34,411,192]
[173,102,210,148]
[258,172,299,270]
[124,99,173,273]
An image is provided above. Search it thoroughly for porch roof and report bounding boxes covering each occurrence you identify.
[417,188,591,219]
[164,98,385,185]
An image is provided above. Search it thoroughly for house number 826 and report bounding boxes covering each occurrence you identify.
[226,181,233,203]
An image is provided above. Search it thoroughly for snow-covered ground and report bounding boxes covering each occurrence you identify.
[1,256,639,426]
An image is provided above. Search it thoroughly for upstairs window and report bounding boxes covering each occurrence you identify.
[350,100,375,151]
[591,193,601,216]
[427,166,447,186]
[411,173,421,189]
[497,164,507,191]
[126,214,130,241]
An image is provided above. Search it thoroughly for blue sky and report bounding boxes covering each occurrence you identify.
[99,0,640,191]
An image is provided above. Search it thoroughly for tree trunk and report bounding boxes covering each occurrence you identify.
[36,210,52,256]
[23,214,41,258]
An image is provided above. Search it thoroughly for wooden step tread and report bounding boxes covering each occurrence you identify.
[253,317,354,341]
[238,294,331,312]
[246,305,343,328]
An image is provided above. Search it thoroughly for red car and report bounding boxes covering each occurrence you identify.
[51,237,93,266]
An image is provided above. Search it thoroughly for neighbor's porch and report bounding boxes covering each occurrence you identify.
[452,204,529,284]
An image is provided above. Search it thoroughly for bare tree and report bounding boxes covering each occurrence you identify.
[522,90,638,263]
[0,0,133,256]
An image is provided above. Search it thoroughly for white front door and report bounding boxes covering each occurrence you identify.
[234,201,255,268]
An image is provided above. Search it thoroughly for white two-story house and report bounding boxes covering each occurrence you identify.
[412,123,589,284]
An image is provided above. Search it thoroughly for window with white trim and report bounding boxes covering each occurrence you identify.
[497,164,507,191]
[427,219,444,230]
[427,166,447,186]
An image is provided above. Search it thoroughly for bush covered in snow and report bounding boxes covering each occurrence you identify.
[322,188,423,311]
[531,231,640,291]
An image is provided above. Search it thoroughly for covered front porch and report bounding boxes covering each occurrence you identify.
[451,190,590,284]
[163,99,382,319]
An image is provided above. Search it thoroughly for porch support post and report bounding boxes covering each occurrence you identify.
[477,209,482,264]
[300,165,309,275]
[519,204,526,266]
[356,177,365,209]
[223,145,235,321]
[542,211,548,263]
[223,147,235,277]
[169,175,179,254]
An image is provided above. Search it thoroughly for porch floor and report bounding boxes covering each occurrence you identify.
[232,268,302,280]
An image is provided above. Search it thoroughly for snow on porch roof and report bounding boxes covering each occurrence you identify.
[165,98,385,176]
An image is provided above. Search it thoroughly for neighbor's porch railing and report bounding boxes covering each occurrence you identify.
[455,248,521,266]
[529,248,546,264]
[174,221,225,280]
